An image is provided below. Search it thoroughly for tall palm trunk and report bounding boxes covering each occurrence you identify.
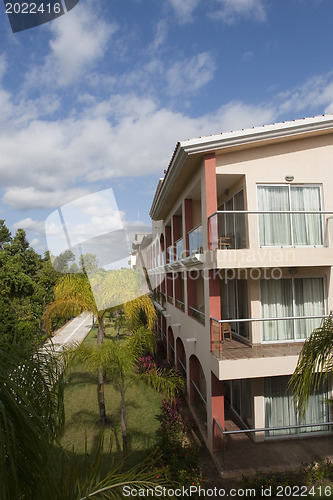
[120,385,127,456]
[97,314,106,424]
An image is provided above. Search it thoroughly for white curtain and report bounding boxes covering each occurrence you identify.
[261,279,293,341]
[265,376,328,437]
[291,186,323,246]
[264,376,297,436]
[258,186,291,246]
[294,277,325,339]
[261,278,325,341]
[299,388,329,433]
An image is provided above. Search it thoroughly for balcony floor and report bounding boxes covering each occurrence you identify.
[214,338,304,361]
[194,405,333,481]
[213,406,333,479]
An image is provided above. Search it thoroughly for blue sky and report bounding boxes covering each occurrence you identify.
[1,0,333,256]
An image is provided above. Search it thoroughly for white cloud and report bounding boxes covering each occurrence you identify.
[13,217,45,235]
[211,0,267,23]
[4,187,90,210]
[25,2,115,88]
[1,66,333,213]
[243,51,254,62]
[167,52,216,96]
[30,238,40,247]
[149,20,168,53]
[168,0,200,23]
[275,73,333,116]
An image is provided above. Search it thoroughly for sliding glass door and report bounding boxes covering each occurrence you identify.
[264,376,329,437]
[218,189,246,249]
[258,185,323,247]
[261,277,325,342]
[221,279,249,339]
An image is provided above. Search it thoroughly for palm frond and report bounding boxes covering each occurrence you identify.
[0,343,65,500]
[290,314,333,415]
[141,366,185,400]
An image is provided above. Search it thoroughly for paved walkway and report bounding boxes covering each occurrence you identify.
[43,313,92,352]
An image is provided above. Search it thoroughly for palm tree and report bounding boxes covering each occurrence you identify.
[290,314,333,415]
[44,270,157,424]
[68,326,184,456]
[0,342,176,499]
[0,342,64,500]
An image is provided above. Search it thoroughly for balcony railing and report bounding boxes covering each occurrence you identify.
[167,245,174,262]
[208,210,333,249]
[210,314,330,355]
[189,306,205,325]
[176,299,185,311]
[167,295,174,305]
[188,224,203,255]
[175,237,184,260]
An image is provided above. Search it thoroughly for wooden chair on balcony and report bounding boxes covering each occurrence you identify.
[218,234,232,249]
[221,322,232,342]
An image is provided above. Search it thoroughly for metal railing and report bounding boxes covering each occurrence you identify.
[214,418,333,437]
[177,357,187,375]
[167,295,174,305]
[213,417,333,470]
[191,379,207,405]
[210,314,330,354]
[189,306,205,325]
[188,223,203,255]
[208,210,333,250]
[176,299,185,311]
[175,238,184,260]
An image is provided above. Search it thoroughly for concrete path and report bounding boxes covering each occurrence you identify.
[44,313,92,352]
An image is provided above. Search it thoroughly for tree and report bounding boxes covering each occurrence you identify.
[52,249,76,273]
[69,327,184,456]
[0,342,64,500]
[0,225,61,346]
[0,341,175,500]
[290,314,333,415]
[0,219,11,249]
[44,268,157,424]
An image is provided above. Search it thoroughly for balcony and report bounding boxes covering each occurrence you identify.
[209,210,333,250]
[175,237,184,260]
[211,315,330,354]
[189,306,205,325]
[175,299,185,311]
[188,224,203,255]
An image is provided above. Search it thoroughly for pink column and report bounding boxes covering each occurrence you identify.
[211,372,225,450]
[204,153,218,249]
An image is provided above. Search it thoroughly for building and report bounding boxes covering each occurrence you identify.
[144,115,333,471]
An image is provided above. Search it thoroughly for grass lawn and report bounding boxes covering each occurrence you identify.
[60,324,164,468]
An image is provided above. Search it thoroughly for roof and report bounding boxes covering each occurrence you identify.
[150,113,333,220]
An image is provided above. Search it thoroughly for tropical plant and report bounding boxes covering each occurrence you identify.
[44,269,157,424]
[65,326,184,456]
[0,342,177,500]
[0,222,61,347]
[290,314,333,415]
[0,342,64,500]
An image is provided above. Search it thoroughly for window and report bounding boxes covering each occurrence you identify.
[264,376,329,437]
[261,277,325,342]
[257,185,323,246]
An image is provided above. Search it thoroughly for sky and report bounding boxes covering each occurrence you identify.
[1,0,333,260]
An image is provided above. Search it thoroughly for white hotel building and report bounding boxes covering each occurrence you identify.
[137,115,333,470]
